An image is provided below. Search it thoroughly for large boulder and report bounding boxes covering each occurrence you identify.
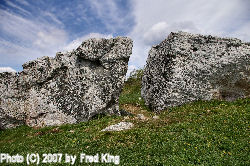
[142,32,250,111]
[0,37,133,129]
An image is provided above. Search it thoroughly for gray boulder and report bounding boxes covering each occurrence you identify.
[0,37,132,129]
[142,32,250,111]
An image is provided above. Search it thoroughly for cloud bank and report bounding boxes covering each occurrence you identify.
[0,67,16,73]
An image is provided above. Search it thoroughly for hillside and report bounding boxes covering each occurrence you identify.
[0,70,249,165]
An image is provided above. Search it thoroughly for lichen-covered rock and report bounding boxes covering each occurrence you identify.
[142,32,250,111]
[0,37,132,129]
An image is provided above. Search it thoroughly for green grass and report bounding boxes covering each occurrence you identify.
[119,70,142,105]
[0,71,249,165]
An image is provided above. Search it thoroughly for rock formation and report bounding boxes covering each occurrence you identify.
[142,32,250,111]
[0,37,133,129]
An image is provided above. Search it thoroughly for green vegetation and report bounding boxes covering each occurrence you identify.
[0,69,249,165]
[119,69,143,105]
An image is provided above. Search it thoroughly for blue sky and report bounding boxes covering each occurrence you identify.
[0,0,250,73]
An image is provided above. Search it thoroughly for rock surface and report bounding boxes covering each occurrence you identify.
[0,37,132,129]
[101,122,134,131]
[142,32,250,111]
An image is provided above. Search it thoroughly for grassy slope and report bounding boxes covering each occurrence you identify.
[0,73,249,165]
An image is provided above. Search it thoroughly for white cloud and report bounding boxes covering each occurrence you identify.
[15,0,30,6]
[63,33,113,52]
[143,21,199,45]
[88,0,133,34]
[143,22,168,45]
[128,39,150,69]
[88,0,121,32]
[0,39,39,64]
[0,9,68,68]
[0,10,67,48]
[5,0,31,15]
[34,28,67,50]
[0,67,16,73]
[231,22,250,42]
[0,5,115,71]
[128,0,250,69]
[43,12,63,25]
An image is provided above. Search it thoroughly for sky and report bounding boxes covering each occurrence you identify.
[0,0,250,74]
